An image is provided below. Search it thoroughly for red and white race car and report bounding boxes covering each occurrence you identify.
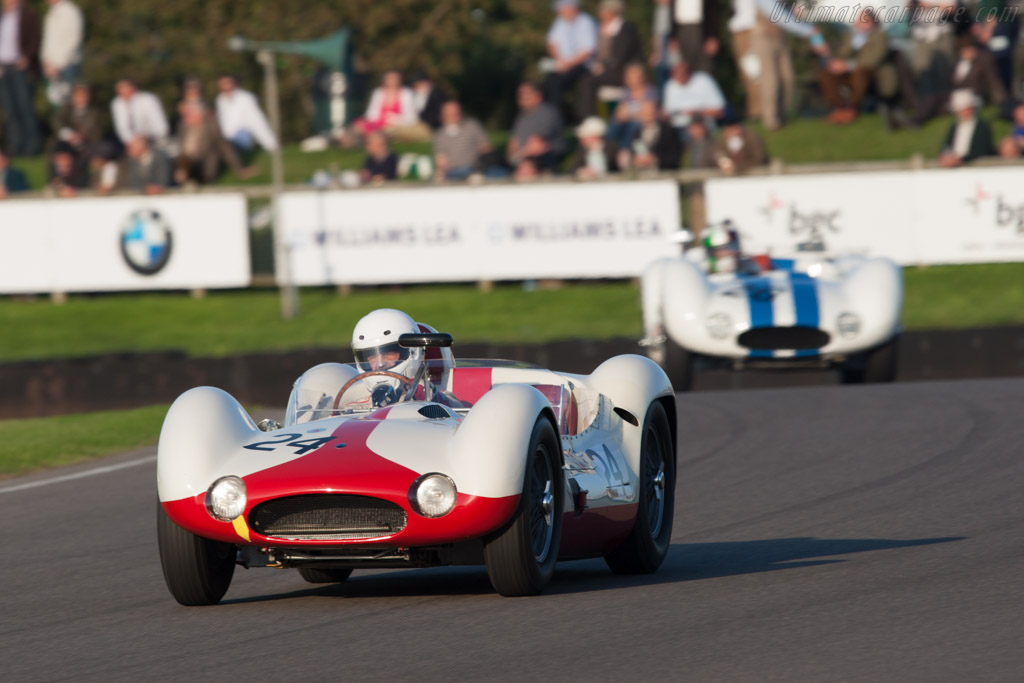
[156,331,677,605]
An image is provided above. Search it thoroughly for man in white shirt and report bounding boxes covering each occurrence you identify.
[0,0,42,156]
[215,75,278,161]
[662,61,725,131]
[542,0,597,115]
[40,0,83,107]
[110,79,169,147]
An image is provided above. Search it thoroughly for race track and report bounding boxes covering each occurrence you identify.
[3,378,1023,681]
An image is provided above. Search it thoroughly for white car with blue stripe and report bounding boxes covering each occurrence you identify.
[640,249,903,390]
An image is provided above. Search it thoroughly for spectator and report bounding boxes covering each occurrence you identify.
[819,8,894,125]
[916,33,1006,126]
[0,148,28,197]
[122,136,171,194]
[40,0,83,108]
[909,1,957,118]
[216,74,278,161]
[749,0,826,130]
[661,60,726,134]
[411,71,446,131]
[47,141,87,197]
[577,0,642,119]
[714,112,768,175]
[51,82,101,156]
[354,70,429,143]
[572,116,616,179]
[111,79,169,148]
[541,0,598,114]
[671,0,720,73]
[651,0,680,91]
[175,77,250,185]
[360,131,397,184]
[507,81,566,175]
[617,99,682,172]
[998,101,1024,159]
[939,89,995,167]
[972,1,1019,99]
[0,0,42,157]
[728,0,761,121]
[606,62,658,150]
[433,101,492,181]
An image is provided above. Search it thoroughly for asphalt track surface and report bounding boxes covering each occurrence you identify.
[3,378,1023,682]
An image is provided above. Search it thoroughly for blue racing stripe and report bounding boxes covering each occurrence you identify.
[744,276,775,359]
[771,258,796,271]
[790,272,821,358]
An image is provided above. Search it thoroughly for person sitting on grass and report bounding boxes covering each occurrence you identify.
[48,141,88,197]
[360,131,398,184]
[939,89,995,168]
[0,150,30,198]
[616,99,681,172]
[998,101,1024,159]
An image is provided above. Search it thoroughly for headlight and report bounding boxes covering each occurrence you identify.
[409,473,457,518]
[206,476,247,522]
[706,312,733,340]
[837,312,861,339]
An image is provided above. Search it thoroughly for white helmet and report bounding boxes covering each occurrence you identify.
[351,309,423,397]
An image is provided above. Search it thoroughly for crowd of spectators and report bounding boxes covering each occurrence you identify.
[2,0,1024,205]
[0,0,277,198]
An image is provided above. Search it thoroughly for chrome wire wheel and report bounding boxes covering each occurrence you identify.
[644,425,667,540]
[529,443,556,564]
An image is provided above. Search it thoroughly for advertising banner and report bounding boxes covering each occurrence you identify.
[0,194,250,294]
[278,181,681,285]
[705,167,1024,265]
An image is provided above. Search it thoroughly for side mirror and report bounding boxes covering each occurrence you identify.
[399,333,454,348]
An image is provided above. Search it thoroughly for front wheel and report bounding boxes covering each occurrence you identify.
[157,502,236,606]
[840,336,899,384]
[663,337,695,392]
[605,401,675,574]
[298,567,353,584]
[483,417,564,596]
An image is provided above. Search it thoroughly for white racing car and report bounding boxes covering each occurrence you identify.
[157,310,677,606]
[640,225,903,389]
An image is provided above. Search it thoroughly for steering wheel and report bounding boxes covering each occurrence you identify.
[333,371,416,412]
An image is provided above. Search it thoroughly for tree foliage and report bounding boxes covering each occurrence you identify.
[51,1,657,141]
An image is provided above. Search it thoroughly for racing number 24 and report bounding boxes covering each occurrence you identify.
[243,433,337,455]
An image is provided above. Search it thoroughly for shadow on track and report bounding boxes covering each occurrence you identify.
[220,536,963,605]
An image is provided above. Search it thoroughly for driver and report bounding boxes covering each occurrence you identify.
[702,222,759,275]
[351,308,424,407]
[349,308,466,409]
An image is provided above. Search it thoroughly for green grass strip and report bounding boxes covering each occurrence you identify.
[0,404,168,477]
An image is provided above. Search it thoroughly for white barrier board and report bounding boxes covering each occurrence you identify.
[705,167,1024,265]
[0,194,250,293]
[279,181,681,285]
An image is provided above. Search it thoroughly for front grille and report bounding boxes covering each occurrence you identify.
[738,326,830,351]
[250,495,407,540]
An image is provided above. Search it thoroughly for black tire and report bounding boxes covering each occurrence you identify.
[483,417,564,597]
[605,401,675,574]
[840,337,899,385]
[664,337,695,392]
[157,502,236,606]
[298,567,353,584]
[864,336,899,383]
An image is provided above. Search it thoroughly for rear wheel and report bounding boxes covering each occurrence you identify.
[157,503,235,606]
[484,417,563,596]
[605,402,675,574]
[298,567,353,584]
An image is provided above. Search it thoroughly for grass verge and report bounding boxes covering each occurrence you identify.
[1,263,1022,364]
[0,404,167,477]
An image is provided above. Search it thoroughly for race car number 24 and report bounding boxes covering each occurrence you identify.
[243,433,337,455]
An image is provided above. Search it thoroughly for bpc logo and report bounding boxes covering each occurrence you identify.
[120,209,173,275]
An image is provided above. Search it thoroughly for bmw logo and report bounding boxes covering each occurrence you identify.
[121,209,173,275]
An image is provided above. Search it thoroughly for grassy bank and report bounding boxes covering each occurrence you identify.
[0,404,167,477]
[1,263,1023,363]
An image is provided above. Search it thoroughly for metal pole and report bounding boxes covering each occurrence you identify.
[258,49,298,320]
